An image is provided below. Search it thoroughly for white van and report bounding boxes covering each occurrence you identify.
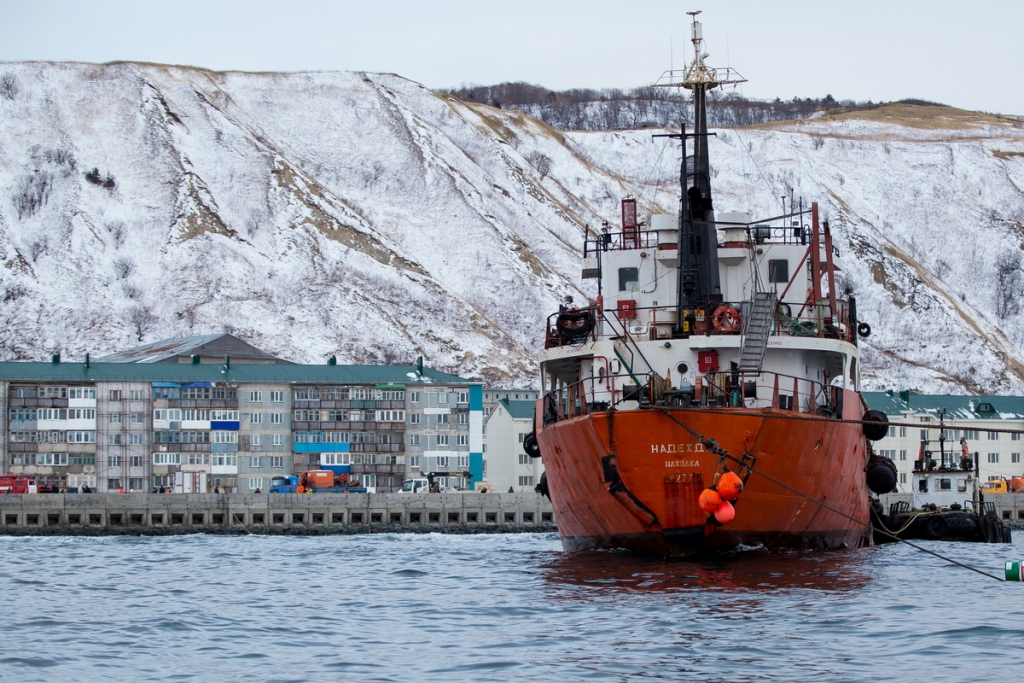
[399,478,429,493]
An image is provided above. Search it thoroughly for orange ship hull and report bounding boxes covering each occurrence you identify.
[535,388,872,556]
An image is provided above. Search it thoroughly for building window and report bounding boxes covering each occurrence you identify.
[409,456,420,469]
[272,434,283,446]
[618,267,639,291]
[152,453,181,465]
[251,434,262,446]
[212,431,239,444]
[270,391,283,403]
[409,434,420,446]
[518,476,535,487]
[270,413,283,425]
[988,453,999,463]
[250,391,263,403]
[409,413,421,425]
[109,413,122,423]
[457,434,468,447]
[108,455,122,467]
[211,454,238,467]
[1014,433,1022,442]
[964,429,979,440]
[1013,453,1021,464]
[937,478,951,491]
[129,433,144,445]
[67,431,96,443]
[899,473,907,484]
[248,478,263,490]
[131,412,145,424]
[436,456,449,468]
[108,434,121,445]
[36,453,69,466]
[130,389,143,400]
[900,427,907,437]
[457,412,468,425]
[519,453,531,465]
[436,414,449,426]
[457,392,469,404]
[436,435,449,447]
[250,413,263,424]
[886,426,895,438]
[249,456,263,468]
[988,431,1000,440]
[437,392,448,404]
[271,456,284,468]
[409,392,421,403]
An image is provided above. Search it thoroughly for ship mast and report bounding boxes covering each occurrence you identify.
[658,11,746,333]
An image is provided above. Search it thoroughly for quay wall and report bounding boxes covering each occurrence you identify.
[0,492,556,536]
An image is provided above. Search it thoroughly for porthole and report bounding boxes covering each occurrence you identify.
[676,362,689,375]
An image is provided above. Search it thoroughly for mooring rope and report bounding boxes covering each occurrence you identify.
[654,407,1006,582]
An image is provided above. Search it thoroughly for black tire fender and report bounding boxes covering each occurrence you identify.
[863,409,889,441]
[924,514,947,540]
[523,431,541,458]
[857,322,872,338]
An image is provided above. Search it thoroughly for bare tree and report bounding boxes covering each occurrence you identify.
[113,256,135,280]
[127,304,157,341]
[527,152,553,180]
[995,250,1022,318]
[107,221,126,248]
[0,73,20,101]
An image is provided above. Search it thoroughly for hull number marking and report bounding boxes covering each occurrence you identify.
[663,473,698,484]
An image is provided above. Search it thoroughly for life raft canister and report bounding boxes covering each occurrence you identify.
[711,305,741,333]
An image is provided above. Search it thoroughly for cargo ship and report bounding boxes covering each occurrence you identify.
[529,12,895,556]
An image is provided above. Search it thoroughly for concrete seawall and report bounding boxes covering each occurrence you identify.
[0,492,556,536]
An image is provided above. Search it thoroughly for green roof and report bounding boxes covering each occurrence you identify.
[863,392,1024,420]
[498,398,536,420]
[0,361,473,386]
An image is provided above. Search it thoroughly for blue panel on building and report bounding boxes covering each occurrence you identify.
[211,443,238,452]
[182,382,214,388]
[210,421,240,431]
[470,452,483,488]
[470,385,483,411]
[321,464,352,475]
[293,443,351,453]
[152,382,181,387]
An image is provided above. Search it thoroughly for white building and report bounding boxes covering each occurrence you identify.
[484,398,542,493]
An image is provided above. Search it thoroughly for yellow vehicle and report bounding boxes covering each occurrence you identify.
[981,479,1009,494]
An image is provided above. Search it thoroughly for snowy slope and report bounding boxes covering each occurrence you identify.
[1,63,1023,393]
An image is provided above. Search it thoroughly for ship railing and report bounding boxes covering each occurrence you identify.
[583,229,660,255]
[587,299,854,344]
[581,224,843,254]
[541,368,843,426]
[698,370,842,416]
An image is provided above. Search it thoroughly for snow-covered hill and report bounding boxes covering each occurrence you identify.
[1,63,1023,393]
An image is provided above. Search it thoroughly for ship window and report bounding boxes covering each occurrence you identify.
[768,259,789,283]
[918,478,928,493]
[618,267,639,292]
[957,479,967,493]
[938,478,951,491]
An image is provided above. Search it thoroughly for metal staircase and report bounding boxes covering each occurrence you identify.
[738,291,777,373]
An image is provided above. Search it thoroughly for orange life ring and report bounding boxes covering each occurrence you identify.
[711,305,741,333]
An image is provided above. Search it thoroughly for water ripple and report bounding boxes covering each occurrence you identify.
[1,533,1020,682]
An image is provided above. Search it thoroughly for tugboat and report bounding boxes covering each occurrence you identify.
[529,12,896,556]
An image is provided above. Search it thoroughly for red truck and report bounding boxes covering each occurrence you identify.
[0,475,38,494]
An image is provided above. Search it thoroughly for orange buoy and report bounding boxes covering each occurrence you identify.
[717,471,744,501]
[714,500,735,523]
[698,488,722,513]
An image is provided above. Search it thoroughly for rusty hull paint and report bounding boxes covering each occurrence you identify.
[536,388,872,556]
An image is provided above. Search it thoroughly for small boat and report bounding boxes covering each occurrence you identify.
[529,12,897,556]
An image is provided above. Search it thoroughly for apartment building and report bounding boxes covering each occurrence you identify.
[0,348,482,493]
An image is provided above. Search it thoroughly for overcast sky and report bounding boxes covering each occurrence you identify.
[2,0,1021,114]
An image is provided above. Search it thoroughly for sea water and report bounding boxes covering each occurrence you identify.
[1,532,1020,682]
